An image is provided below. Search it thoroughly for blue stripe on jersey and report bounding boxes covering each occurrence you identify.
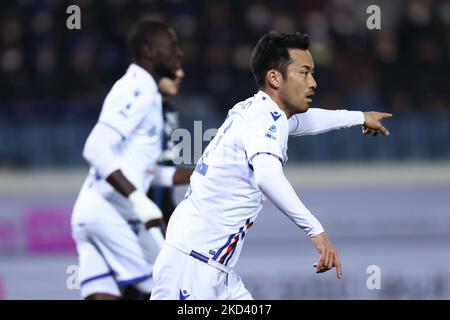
[212,233,235,261]
[98,121,126,140]
[119,110,128,117]
[223,218,252,265]
[248,152,284,171]
[127,219,141,224]
[80,271,114,287]
[223,225,246,265]
[214,218,251,264]
[117,273,152,286]
[190,250,209,263]
[250,152,284,164]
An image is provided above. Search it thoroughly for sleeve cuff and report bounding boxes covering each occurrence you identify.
[307,224,325,237]
[248,152,284,171]
[356,111,365,126]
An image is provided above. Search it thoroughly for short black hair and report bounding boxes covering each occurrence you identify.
[127,19,171,60]
[250,32,310,88]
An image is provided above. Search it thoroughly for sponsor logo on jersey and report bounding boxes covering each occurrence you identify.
[179,289,190,300]
[265,125,278,140]
[270,111,282,121]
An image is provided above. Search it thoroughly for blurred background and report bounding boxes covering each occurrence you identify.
[0,0,449,299]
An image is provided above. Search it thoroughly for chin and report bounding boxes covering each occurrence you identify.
[167,89,178,97]
[298,105,310,113]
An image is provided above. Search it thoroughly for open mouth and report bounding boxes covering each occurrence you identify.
[306,93,314,102]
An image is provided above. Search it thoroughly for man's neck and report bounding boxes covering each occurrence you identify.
[133,60,159,82]
[261,87,294,118]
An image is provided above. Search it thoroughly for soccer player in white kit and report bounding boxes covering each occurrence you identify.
[71,20,184,300]
[150,32,392,300]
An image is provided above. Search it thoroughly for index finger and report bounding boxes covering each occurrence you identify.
[377,112,393,120]
[334,252,343,279]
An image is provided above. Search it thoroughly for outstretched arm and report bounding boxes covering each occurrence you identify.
[289,108,392,137]
[252,153,342,278]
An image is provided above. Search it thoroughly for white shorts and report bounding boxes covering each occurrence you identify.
[150,244,253,300]
[72,222,164,298]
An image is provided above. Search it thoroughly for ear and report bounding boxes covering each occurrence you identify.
[141,45,156,61]
[266,70,281,89]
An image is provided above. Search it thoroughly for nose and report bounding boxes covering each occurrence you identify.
[309,74,317,90]
[176,69,185,79]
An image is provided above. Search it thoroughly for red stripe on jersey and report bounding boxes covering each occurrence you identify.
[219,234,240,264]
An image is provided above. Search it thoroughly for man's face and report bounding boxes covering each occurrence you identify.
[159,68,184,97]
[153,29,183,79]
[278,49,317,114]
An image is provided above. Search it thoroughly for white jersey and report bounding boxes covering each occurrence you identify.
[165,90,364,269]
[72,63,163,224]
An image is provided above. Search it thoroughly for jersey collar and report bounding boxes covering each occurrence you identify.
[127,63,158,94]
[255,90,287,119]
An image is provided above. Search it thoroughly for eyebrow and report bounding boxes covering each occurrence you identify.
[301,65,314,70]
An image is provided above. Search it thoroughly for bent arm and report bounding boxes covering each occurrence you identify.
[289,108,364,137]
[252,154,324,237]
[83,123,163,224]
[83,122,136,197]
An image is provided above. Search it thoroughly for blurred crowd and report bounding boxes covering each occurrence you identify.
[1,0,449,123]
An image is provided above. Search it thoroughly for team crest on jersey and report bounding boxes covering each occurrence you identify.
[265,124,277,140]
